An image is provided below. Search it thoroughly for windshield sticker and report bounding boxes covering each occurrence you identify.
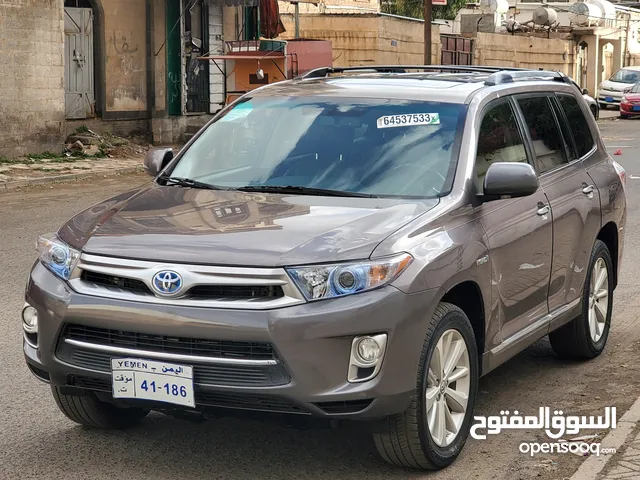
[220,102,253,122]
[377,113,440,129]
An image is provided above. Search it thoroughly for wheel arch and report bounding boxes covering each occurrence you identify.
[440,280,486,372]
[597,221,619,289]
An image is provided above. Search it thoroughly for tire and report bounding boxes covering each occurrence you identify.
[373,302,479,470]
[51,386,149,429]
[620,114,629,119]
[549,240,614,360]
[599,103,607,110]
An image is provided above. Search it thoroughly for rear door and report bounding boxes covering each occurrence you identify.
[514,93,601,315]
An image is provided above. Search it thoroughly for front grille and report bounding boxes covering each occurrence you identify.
[68,376,306,414]
[314,399,374,414]
[80,271,284,301]
[62,324,277,361]
[57,343,291,387]
[81,271,150,294]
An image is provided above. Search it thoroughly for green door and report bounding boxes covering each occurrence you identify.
[167,0,182,115]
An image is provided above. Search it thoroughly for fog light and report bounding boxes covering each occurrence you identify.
[356,337,382,363]
[348,333,388,383]
[22,305,38,334]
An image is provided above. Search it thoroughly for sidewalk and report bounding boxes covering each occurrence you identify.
[0,156,145,191]
[570,396,640,480]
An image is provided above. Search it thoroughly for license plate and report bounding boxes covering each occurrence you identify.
[605,96,614,102]
[111,358,195,408]
[633,106,640,112]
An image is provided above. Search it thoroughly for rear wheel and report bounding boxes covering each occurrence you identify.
[549,240,614,359]
[52,386,149,428]
[373,302,479,469]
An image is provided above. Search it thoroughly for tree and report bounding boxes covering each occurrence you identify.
[381,0,469,21]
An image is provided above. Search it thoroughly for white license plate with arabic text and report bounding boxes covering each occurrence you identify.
[111,358,195,408]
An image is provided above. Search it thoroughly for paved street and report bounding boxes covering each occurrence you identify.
[1,119,639,480]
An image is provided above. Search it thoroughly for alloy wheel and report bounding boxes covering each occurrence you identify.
[589,257,609,343]
[426,329,471,447]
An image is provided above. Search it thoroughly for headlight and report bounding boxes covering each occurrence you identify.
[287,253,413,301]
[36,234,80,280]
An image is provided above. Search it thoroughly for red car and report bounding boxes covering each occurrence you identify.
[620,82,640,118]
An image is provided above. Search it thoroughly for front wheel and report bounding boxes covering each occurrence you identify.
[373,302,479,469]
[549,240,614,359]
[52,386,149,429]
[620,113,629,119]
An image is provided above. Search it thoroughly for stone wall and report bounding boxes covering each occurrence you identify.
[0,0,65,158]
[473,33,577,77]
[279,14,441,66]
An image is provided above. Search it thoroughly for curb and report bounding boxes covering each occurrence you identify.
[0,165,144,192]
[569,395,640,480]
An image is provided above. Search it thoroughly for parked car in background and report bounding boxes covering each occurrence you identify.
[23,66,626,471]
[598,66,640,108]
[570,79,599,119]
[620,81,640,119]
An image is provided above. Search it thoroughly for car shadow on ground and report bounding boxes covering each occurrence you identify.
[10,340,584,480]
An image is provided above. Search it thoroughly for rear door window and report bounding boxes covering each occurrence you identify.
[557,94,595,158]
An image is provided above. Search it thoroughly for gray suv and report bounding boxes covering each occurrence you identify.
[23,66,626,470]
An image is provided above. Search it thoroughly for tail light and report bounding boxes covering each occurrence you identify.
[613,160,626,190]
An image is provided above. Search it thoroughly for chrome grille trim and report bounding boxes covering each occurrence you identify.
[64,339,279,366]
[69,253,305,309]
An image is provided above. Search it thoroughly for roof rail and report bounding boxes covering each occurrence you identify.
[483,69,573,86]
[297,65,514,79]
[297,65,574,86]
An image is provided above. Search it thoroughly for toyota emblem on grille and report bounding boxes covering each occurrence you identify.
[152,270,183,296]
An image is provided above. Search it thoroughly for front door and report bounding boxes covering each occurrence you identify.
[473,99,553,342]
[64,7,95,120]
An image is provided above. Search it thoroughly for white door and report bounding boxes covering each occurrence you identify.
[64,7,95,119]
[209,5,225,110]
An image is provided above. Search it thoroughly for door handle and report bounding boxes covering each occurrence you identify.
[582,184,595,195]
[537,204,550,216]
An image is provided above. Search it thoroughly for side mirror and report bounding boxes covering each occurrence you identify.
[582,88,589,95]
[483,162,539,199]
[623,87,632,94]
[144,148,174,177]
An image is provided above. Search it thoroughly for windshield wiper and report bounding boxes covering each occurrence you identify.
[158,174,226,190]
[237,185,377,198]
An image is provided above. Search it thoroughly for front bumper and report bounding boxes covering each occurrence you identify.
[598,92,623,106]
[24,262,441,420]
[620,102,640,116]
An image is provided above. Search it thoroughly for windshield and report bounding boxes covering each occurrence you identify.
[169,96,467,198]
[610,69,640,84]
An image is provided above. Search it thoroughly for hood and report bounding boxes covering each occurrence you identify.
[58,184,438,266]
[623,93,640,101]
[601,80,632,92]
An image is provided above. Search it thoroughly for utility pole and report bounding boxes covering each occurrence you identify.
[424,0,432,64]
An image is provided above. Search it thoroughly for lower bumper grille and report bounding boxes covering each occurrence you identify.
[57,338,291,388]
[68,375,307,415]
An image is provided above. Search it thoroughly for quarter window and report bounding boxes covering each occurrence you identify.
[517,96,568,174]
[557,94,595,158]
[475,101,528,193]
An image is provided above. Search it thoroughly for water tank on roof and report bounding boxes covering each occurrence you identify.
[588,0,616,22]
[481,0,509,14]
[570,1,603,26]
[533,7,558,25]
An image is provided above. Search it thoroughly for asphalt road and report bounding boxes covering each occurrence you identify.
[1,119,639,480]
